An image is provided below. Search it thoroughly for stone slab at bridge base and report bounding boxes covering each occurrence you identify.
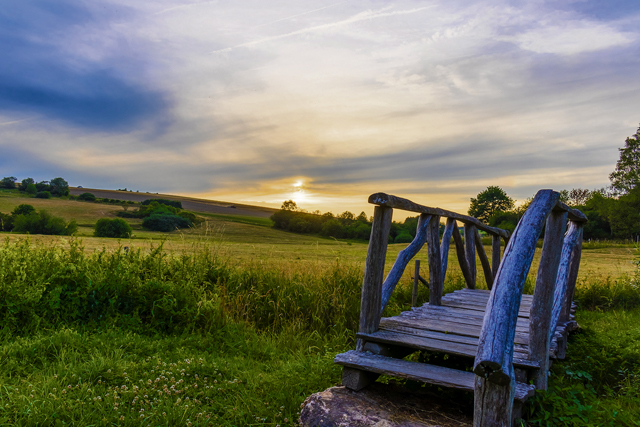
[299,384,473,427]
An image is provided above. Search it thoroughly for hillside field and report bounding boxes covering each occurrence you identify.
[0,188,639,426]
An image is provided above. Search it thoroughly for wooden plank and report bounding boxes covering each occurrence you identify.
[475,228,494,290]
[464,223,477,289]
[553,200,588,223]
[357,330,539,369]
[441,300,531,318]
[474,369,516,427]
[474,189,559,386]
[368,193,510,238]
[397,309,531,333]
[454,288,534,303]
[529,210,567,390]
[406,305,531,328]
[358,205,393,350]
[335,351,534,402]
[442,293,533,309]
[561,224,583,322]
[380,316,531,345]
[453,225,475,289]
[440,218,456,276]
[492,235,501,285]
[380,213,430,311]
[428,215,443,305]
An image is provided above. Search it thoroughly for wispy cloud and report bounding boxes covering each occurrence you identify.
[211,5,433,53]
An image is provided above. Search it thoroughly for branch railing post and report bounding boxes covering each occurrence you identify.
[428,215,443,305]
[357,205,392,351]
[464,224,477,289]
[473,190,559,426]
[529,209,567,389]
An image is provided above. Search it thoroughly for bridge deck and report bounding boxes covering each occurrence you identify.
[336,288,577,399]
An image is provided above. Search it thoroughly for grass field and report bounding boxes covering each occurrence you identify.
[1,189,639,426]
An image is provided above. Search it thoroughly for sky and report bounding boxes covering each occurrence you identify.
[1,0,639,217]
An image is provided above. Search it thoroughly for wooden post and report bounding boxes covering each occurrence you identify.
[491,234,501,285]
[474,228,493,290]
[357,205,393,350]
[440,218,456,277]
[452,225,474,289]
[428,215,443,305]
[529,210,567,390]
[412,260,420,307]
[464,223,477,289]
[550,222,582,337]
[473,367,516,427]
[473,190,559,427]
[560,225,583,322]
[380,213,430,311]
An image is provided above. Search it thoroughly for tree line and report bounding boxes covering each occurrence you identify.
[0,176,70,199]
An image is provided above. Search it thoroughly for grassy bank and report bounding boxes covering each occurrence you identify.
[0,236,638,425]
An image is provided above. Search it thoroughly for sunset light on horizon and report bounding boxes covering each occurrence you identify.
[1,0,639,216]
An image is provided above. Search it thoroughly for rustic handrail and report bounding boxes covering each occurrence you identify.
[369,192,511,238]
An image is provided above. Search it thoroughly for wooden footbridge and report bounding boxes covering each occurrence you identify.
[334,190,586,426]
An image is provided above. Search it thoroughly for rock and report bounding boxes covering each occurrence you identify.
[299,384,473,427]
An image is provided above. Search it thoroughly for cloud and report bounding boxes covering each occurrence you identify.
[0,0,172,132]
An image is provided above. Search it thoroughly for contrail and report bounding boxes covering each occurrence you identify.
[0,117,34,127]
[153,1,218,16]
[212,6,433,53]
[250,1,348,29]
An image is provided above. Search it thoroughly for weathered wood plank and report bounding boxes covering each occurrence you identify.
[441,300,531,318]
[404,305,532,328]
[441,218,456,277]
[561,224,583,322]
[428,215,444,305]
[335,351,535,402]
[529,210,567,390]
[357,330,539,369]
[464,224,477,289]
[358,205,393,351]
[474,189,559,386]
[553,200,588,223]
[380,213,430,311]
[474,368,516,427]
[368,193,510,238]
[474,228,494,290]
[452,225,475,289]
[442,294,533,309]
[492,235,501,285]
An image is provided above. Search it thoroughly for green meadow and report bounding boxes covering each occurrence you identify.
[0,189,639,426]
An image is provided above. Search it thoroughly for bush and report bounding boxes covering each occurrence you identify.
[13,210,77,235]
[141,199,182,209]
[25,183,37,195]
[35,191,51,199]
[394,232,414,243]
[77,192,97,202]
[12,204,35,216]
[0,213,13,231]
[94,218,133,238]
[142,214,191,232]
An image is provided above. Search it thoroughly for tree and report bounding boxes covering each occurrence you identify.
[0,176,17,189]
[49,177,69,196]
[468,186,515,222]
[94,218,133,238]
[567,188,592,206]
[610,124,640,194]
[19,178,34,191]
[281,200,298,211]
[12,204,35,216]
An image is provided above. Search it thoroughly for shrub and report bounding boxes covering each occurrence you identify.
[142,214,191,232]
[394,232,414,243]
[12,204,35,216]
[35,191,51,199]
[141,198,182,209]
[13,210,77,235]
[77,192,97,201]
[25,183,37,195]
[0,212,13,231]
[94,218,133,238]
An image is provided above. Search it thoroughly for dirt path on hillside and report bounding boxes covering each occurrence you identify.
[69,188,276,218]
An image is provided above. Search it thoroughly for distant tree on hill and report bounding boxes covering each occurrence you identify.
[610,124,640,195]
[25,184,37,195]
[12,204,35,216]
[0,176,17,189]
[50,177,70,196]
[94,218,132,238]
[77,192,97,201]
[35,191,51,199]
[469,186,515,222]
[281,200,298,211]
[13,210,77,235]
[19,178,34,191]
